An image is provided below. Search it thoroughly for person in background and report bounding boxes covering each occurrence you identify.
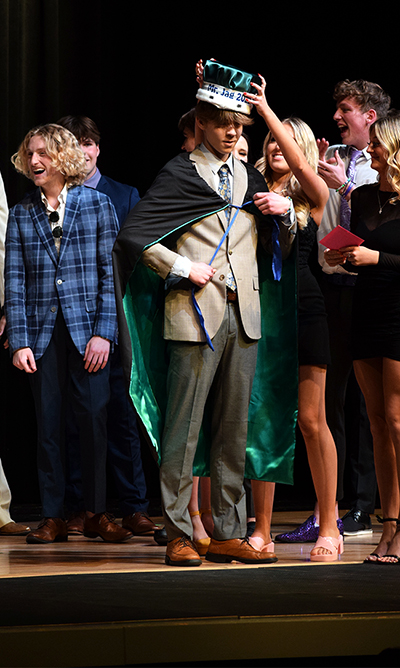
[324,113,400,564]
[57,116,156,538]
[233,133,249,162]
[5,123,131,544]
[276,80,390,542]
[246,76,343,562]
[178,108,197,153]
[0,170,31,537]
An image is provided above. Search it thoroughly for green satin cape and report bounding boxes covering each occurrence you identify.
[122,243,298,485]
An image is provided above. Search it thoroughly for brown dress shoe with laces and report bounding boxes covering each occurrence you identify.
[84,512,133,543]
[165,536,202,566]
[66,511,86,535]
[122,511,157,535]
[26,517,68,544]
[206,537,278,564]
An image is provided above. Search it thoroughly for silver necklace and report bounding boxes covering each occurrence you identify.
[377,189,393,214]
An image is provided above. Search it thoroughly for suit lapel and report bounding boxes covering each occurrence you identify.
[58,186,80,264]
[191,148,228,230]
[232,157,248,208]
[190,149,248,229]
[30,191,58,266]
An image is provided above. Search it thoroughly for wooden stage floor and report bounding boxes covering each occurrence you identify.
[0,510,386,579]
[1,510,400,668]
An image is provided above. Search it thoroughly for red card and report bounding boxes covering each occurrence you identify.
[319,225,364,250]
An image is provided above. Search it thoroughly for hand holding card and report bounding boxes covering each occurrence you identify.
[319,225,364,250]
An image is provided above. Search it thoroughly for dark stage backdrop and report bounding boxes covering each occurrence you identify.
[0,0,397,509]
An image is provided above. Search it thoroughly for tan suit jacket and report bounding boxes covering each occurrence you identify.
[141,147,293,343]
[141,147,260,342]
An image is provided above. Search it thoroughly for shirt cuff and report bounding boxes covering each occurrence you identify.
[170,255,192,278]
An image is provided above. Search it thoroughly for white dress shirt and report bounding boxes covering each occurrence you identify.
[317,144,378,275]
[40,184,68,255]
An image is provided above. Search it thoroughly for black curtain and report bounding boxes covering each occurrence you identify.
[0,0,398,507]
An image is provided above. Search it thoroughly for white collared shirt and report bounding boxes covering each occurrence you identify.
[317,145,378,275]
[199,143,234,193]
[40,184,68,254]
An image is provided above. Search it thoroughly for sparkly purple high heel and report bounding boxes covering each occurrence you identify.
[274,514,344,543]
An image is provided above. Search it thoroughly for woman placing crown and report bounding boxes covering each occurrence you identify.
[244,76,344,562]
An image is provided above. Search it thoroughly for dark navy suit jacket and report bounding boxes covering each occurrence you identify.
[95,175,140,228]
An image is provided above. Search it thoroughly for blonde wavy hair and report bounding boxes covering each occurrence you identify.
[371,115,400,203]
[255,117,319,230]
[11,123,86,187]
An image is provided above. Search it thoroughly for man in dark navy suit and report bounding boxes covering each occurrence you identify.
[58,116,156,537]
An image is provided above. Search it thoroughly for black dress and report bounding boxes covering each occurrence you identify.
[350,184,400,361]
[298,217,331,366]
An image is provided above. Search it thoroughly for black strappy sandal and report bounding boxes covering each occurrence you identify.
[363,517,400,564]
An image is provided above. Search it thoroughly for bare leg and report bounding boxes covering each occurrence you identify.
[248,479,275,549]
[354,358,400,561]
[199,477,214,536]
[313,501,339,524]
[188,476,209,541]
[298,365,339,557]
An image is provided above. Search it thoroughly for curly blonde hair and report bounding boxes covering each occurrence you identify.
[11,123,86,187]
[255,117,319,230]
[371,114,400,203]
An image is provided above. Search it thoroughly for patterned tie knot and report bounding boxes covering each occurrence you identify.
[349,147,363,160]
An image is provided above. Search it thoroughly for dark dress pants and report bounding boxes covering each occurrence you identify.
[64,345,148,516]
[30,312,110,518]
[321,278,377,512]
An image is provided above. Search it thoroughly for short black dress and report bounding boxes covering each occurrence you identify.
[298,217,331,366]
[350,184,400,361]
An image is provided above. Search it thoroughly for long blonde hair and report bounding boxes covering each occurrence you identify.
[255,117,319,230]
[372,115,400,203]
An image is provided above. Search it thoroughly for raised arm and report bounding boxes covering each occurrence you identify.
[245,76,329,222]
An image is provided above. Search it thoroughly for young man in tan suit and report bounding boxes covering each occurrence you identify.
[113,61,296,566]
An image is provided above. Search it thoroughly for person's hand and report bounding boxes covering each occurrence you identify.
[196,59,204,87]
[189,262,216,287]
[0,314,5,337]
[195,58,217,87]
[84,336,110,373]
[253,191,291,216]
[341,245,379,266]
[323,248,347,267]
[13,347,37,373]
[318,150,347,190]
[244,75,269,117]
[317,138,330,161]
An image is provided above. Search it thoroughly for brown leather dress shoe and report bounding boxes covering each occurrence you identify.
[84,512,133,543]
[165,536,202,566]
[122,511,157,535]
[206,537,278,564]
[26,518,68,544]
[66,511,85,535]
[0,521,31,536]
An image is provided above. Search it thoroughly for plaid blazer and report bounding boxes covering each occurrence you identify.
[5,185,118,359]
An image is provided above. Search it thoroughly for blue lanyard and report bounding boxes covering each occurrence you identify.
[191,203,282,350]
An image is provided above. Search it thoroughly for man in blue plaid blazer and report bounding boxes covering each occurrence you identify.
[4,123,133,544]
